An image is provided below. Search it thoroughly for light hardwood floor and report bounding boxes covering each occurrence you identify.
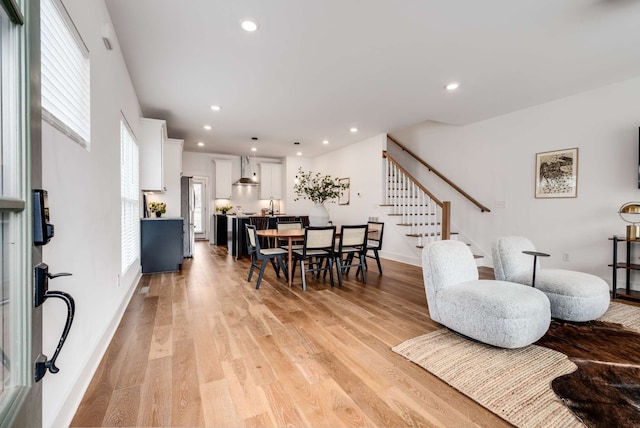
[71,241,510,427]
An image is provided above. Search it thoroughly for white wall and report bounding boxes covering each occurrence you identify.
[310,134,386,225]
[304,134,424,264]
[41,1,142,426]
[393,75,640,290]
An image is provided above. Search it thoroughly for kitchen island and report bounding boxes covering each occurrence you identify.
[226,214,307,259]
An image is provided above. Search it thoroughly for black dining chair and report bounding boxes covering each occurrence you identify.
[276,219,303,251]
[292,226,336,291]
[334,224,369,286]
[249,216,271,248]
[364,221,384,274]
[245,224,288,289]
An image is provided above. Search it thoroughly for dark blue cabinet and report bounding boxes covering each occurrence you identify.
[141,218,184,273]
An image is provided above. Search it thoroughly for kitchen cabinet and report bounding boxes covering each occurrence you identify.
[213,213,228,246]
[139,118,167,192]
[231,216,250,259]
[141,218,183,273]
[214,159,232,199]
[260,162,283,200]
[146,138,183,217]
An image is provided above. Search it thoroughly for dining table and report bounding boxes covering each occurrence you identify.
[256,228,305,287]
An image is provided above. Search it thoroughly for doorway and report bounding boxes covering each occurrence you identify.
[192,176,208,240]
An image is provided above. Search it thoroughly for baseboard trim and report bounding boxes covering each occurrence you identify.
[50,268,142,428]
[379,250,420,267]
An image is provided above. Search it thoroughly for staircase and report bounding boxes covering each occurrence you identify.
[382,136,491,261]
[382,152,450,248]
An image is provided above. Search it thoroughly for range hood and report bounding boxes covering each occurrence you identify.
[233,156,259,186]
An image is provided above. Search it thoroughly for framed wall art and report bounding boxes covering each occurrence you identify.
[535,148,578,198]
[338,178,350,205]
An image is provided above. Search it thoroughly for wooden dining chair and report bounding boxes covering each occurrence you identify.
[245,224,288,289]
[292,226,336,291]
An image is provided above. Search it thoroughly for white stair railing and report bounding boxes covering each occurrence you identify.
[383,152,450,248]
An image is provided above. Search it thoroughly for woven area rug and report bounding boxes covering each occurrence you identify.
[392,302,640,428]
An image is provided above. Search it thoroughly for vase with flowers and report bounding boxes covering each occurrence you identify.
[215,204,233,215]
[148,201,167,218]
[293,168,349,226]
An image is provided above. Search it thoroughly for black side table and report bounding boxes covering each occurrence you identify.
[522,250,550,287]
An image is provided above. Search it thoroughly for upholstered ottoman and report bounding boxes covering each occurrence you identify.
[423,240,551,349]
[492,236,610,322]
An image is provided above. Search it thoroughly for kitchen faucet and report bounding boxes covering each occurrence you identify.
[269,199,274,215]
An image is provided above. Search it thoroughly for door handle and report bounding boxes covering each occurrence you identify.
[34,263,75,382]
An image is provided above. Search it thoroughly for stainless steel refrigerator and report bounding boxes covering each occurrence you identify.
[181,176,195,257]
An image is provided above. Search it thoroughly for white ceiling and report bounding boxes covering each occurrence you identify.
[105,0,640,158]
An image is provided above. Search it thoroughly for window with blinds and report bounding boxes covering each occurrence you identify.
[41,0,91,148]
[120,117,139,274]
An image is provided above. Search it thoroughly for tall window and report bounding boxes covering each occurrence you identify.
[41,0,90,148]
[120,117,139,274]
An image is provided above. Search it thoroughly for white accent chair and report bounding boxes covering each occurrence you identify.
[423,240,550,349]
[492,236,610,322]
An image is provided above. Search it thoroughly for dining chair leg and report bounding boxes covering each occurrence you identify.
[359,253,367,283]
[248,257,256,282]
[374,249,382,273]
[270,258,281,278]
[276,255,288,279]
[256,261,268,289]
[328,257,335,287]
[314,257,323,278]
[335,256,343,286]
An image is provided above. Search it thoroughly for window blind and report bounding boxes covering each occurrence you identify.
[41,0,90,148]
[120,117,139,274]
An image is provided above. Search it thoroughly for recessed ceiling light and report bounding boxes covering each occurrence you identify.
[251,147,257,152]
[241,19,259,32]
[350,127,358,133]
[203,125,212,130]
[322,140,329,145]
[211,105,221,111]
[445,82,460,91]
[197,142,204,147]
[296,152,302,156]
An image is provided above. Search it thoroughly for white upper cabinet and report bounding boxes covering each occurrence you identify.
[260,163,283,200]
[214,159,233,199]
[139,118,167,192]
[162,138,183,217]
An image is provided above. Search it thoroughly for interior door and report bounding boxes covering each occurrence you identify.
[0,0,43,426]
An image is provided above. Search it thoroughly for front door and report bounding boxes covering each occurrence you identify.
[0,0,43,426]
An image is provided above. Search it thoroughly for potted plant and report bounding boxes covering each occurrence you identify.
[215,205,233,215]
[148,201,167,218]
[293,168,349,225]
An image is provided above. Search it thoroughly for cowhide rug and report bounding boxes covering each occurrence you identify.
[536,319,640,427]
